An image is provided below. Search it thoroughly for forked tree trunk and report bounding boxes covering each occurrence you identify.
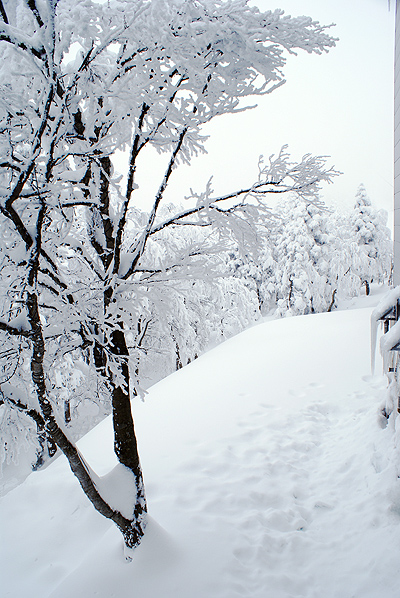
[27,290,146,551]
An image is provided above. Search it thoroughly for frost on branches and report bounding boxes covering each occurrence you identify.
[0,0,337,551]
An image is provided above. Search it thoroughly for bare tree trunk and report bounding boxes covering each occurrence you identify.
[32,421,57,471]
[108,325,147,546]
[255,282,263,313]
[288,275,294,308]
[64,399,71,424]
[327,288,337,312]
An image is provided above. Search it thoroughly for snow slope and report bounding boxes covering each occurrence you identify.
[2,289,400,598]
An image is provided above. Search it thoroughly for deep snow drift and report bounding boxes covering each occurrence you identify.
[2,288,400,598]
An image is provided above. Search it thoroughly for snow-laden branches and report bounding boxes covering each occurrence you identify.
[256,147,340,202]
[149,148,339,243]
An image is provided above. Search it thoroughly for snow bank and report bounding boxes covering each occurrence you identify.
[1,291,400,598]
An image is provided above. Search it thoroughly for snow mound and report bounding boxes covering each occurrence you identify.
[1,290,400,598]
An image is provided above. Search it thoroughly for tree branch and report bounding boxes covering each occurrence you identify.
[25,0,44,28]
[0,0,8,24]
[113,72,190,277]
[122,127,188,279]
[112,102,150,276]
[0,393,45,429]
[149,171,335,235]
[0,161,20,172]
[0,204,60,274]
[0,320,31,338]
[0,24,45,60]
[5,84,55,211]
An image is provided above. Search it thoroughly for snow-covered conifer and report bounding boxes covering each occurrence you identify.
[267,196,332,316]
[349,184,392,294]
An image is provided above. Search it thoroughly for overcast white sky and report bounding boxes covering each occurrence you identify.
[132,0,395,225]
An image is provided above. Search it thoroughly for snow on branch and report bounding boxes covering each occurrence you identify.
[0,22,45,60]
[149,147,339,238]
[0,385,45,429]
[0,318,31,337]
[254,146,341,204]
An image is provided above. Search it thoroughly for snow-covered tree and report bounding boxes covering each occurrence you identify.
[273,199,319,316]
[349,184,392,294]
[0,0,337,552]
[226,239,276,314]
[261,196,333,316]
[252,189,393,318]
[327,210,365,303]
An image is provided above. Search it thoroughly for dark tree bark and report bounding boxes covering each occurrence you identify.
[64,399,71,424]
[327,288,337,312]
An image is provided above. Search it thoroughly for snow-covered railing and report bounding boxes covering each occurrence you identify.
[371,286,400,382]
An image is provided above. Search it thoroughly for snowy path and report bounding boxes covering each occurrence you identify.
[2,299,400,597]
[175,387,394,598]
[139,379,397,598]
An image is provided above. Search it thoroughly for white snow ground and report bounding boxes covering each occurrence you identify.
[2,286,400,598]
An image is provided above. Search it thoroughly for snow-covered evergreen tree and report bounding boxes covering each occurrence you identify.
[349,184,392,294]
[254,189,393,318]
[266,196,332,316]
[225,239,275,315]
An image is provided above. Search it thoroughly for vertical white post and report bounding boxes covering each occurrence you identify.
[394,0,400,284]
